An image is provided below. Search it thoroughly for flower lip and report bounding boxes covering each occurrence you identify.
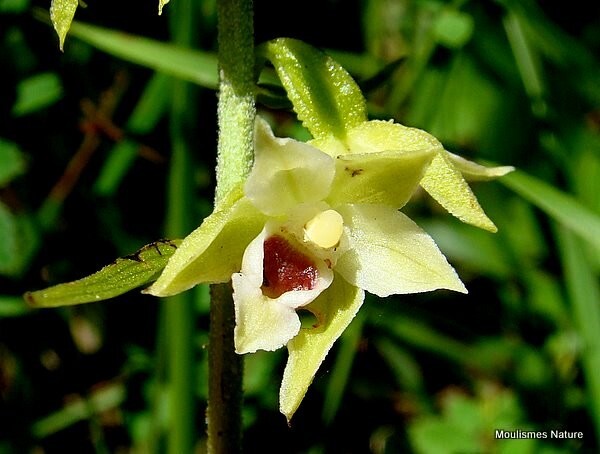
[262,235,319,299]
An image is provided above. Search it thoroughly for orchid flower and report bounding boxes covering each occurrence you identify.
[147,38,512,420]
[148,116,470,418]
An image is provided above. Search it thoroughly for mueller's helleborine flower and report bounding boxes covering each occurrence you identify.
[231,117,470,354]
[147,116,471,417]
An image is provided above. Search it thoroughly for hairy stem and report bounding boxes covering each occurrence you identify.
[208,0,255,453]
[214,0,255,205]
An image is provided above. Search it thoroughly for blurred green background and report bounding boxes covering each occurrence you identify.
[1,0,599,452]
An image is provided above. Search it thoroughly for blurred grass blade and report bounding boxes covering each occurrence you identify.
[374,337,426,395]
[31,383,125,438]
[94,73,171,196]
[322,311,365,425]
[556,227,600,440]
[501,170,600,249]
[0,295,30,318]
[374,310,474,366]
[25,239,181,308]
[64,20,218,89]
[503,11,545,110]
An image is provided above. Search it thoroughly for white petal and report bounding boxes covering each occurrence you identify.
[233,272,301,354]
[245,117,335,216]
[233,225,334,353]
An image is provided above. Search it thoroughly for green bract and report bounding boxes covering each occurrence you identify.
[263,38,367,141]
[26,240,181,307]
[148,117,467,420]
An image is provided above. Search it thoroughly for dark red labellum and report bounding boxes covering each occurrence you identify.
[262,235,318,299]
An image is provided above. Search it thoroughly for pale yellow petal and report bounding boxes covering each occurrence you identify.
[335,204,467,296]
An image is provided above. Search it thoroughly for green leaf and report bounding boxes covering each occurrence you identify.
[50,0,78,51]
[262,38,367,141]
[25,239,181,308]
[67,21,218,89]
[422,219,512,279]
[280,275,364,422]
[0,139,26,186]
[12,72,63,116]
[375,310,473,365]
[408,387,530,454]
[420,151,499,232]
[503,10,546,106]
[501,170,600,250]
[374,337,425,394]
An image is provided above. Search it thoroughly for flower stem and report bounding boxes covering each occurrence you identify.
[214,0,256,205]
[208,0,255,452]
[208,283,243,453]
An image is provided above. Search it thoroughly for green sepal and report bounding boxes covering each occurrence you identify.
[146,186,267,296]
[261,38,367,141]
[24,239,181,308]
[420,151,499,232]
[280,274,364,422]
[50,0,79,51]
